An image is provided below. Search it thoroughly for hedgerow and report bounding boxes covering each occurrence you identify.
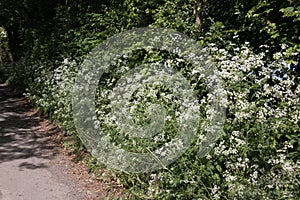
[1,1,299,199]
[22,40,300,199]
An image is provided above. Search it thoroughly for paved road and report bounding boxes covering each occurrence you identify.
[0,84,86,200]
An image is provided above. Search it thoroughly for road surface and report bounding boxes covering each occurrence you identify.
[0,84,120,200]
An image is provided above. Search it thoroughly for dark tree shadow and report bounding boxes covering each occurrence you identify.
[18,161,48,170]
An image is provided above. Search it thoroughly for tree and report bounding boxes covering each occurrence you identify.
[0,1,299,198]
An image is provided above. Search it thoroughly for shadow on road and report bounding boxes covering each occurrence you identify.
[0,84,60,169]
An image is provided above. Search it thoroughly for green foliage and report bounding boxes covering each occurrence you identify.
[0,0,299,199]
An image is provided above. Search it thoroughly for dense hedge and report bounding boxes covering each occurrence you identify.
[1,0,299,199]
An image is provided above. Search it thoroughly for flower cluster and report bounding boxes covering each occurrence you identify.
[24,40,299,199]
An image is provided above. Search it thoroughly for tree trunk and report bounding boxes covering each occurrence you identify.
[194,0,202,29]
[5,26,23,64]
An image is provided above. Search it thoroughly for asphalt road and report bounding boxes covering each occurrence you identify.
[0,84,86,200]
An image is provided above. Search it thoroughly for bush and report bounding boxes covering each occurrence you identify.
[24,40,300,199]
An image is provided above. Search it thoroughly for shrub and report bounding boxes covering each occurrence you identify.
[24,40,300,199]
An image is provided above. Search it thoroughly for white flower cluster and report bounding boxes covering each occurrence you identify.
[24,38,299,199]
[205,42,300,199]
[26,58,78,132]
